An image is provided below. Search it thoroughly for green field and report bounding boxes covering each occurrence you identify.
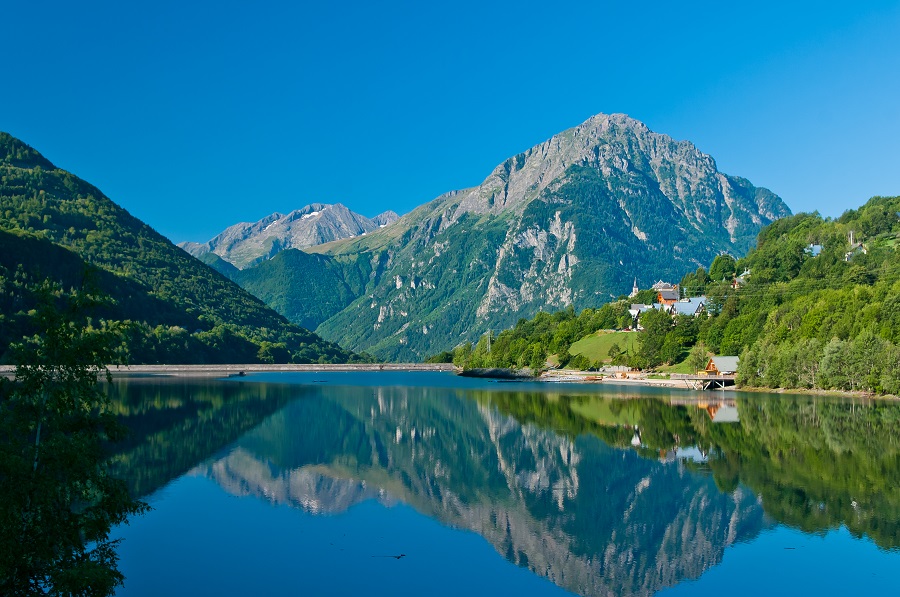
[658,359,695,374]
[570,397,641,427]
[568,331,639,362]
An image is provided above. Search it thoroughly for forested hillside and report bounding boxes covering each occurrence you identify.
[245,113,788,361]
[448,196,900,394]
[230,249,374,331]
[724,196,900,392]
[0,132,359,364]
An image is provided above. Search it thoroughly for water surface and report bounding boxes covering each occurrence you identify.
[109,372,900,596]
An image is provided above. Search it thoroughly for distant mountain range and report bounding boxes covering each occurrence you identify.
[210,113,790,361]
[179,203,399,269]
[0,132,358,364]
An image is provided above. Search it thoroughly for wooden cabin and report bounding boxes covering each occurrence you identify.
[705,356,739,376]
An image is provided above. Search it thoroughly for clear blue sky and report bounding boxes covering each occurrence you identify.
[3,1,899,243]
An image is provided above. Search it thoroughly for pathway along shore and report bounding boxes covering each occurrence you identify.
[0,363,458,378]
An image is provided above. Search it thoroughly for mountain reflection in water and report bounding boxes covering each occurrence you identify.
[108,374,900,596]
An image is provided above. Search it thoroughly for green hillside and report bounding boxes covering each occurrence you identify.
[231,249,373,331]
[720,196,900,392]
[0,132,359,364]
[449,196,900,394]
[569,330,639,363]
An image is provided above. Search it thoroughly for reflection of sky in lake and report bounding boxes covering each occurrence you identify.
[115,475,573,597]
[658,526,896,597]
[110,373,900,596]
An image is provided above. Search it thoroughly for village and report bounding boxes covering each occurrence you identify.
[540,278,740,388]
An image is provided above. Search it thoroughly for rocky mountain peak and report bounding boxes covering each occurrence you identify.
[179,202,401,268]
[452,112,740,224]
[293,112,791,360]
[373,210,400,226]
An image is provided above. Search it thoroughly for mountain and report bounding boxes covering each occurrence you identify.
[179,203,400,269]
[111,377,900,594]
[196,386,768,597]
[235,113,790,361]
[0,132,359,364]
[229,249,371,331]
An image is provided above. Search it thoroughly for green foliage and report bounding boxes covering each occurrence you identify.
[631,289,658,305]
[708,254,737,282]
[0,288,147,595]
[636,308,673,367]
[680,267,710,296]
[230,249,372,331]
[686,342,711,373]
[424,350,454,364]
[446,195,900,393]
[0,134,360,364]
[723,196,900,393]
[444,302,632,370]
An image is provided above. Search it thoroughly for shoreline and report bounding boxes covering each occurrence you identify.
[2,363,895,399]
[538,369,900,399]
[0,363,458,379]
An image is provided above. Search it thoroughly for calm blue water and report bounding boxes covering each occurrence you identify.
[109,372,900,596]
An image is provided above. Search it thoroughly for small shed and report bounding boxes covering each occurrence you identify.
[705,356,739,376]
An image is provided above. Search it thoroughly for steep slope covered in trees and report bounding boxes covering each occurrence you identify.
[0,132,358,364]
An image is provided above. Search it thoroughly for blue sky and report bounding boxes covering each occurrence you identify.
[3,1,899,243]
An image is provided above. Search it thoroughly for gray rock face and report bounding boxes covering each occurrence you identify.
[303,112,790,360]
[198,388,767,597]
[179,203,400,269]
[442,113,785,233]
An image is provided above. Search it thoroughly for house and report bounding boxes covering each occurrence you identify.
[629,303,667,328]
[844,230,868,261]
[671,296,706,317]
[845,244,867,261]
[652,280,676,291]
[705,356,739,376]
[629,303,650,320]
[805,243,823,257]
[732,269,750,289]
[657,286,680,306]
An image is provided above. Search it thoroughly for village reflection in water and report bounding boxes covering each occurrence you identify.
[108,373,900,596]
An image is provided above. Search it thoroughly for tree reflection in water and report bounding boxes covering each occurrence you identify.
[108,376,900,596]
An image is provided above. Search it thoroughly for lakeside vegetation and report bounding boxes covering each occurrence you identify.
[0,290,147,595]
[441,196,900,395]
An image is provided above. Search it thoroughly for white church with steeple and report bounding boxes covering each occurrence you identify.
[629,278,639,298]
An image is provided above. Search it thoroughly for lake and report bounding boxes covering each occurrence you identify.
[108,372,899,596]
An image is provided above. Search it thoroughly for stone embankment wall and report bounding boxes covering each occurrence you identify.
[0,363,458,377]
